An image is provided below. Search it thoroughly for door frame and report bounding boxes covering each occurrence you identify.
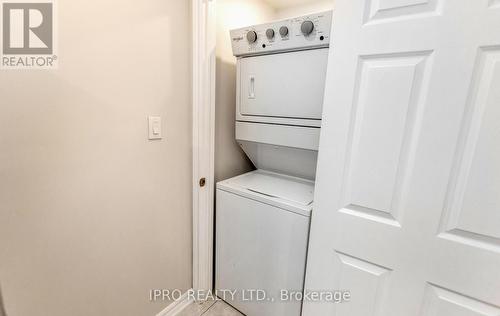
[192,0,217,293]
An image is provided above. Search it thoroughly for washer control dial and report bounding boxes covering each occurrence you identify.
[246,31,257,43]
[279,26,289,38]
[266,28,275,40]
[301,21,315,36]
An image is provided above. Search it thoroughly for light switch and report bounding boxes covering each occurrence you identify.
[148,116,162,140]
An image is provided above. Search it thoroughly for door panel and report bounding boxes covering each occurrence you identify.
[421,284,500,316]
[343,52,431,225]
[440,47,500,245]
[239,48,328,120]
[335,252,391,316]
[303,0,500,315]
[365,0,441,23]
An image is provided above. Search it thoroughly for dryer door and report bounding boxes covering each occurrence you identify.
[239,48,329,120]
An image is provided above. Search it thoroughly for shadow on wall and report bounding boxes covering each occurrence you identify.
[215,57,255,183]
[0,284,6,316]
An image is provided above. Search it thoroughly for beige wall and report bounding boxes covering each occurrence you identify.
[0,1,192,315]
[215,0,277,182]
[275,0,334,19]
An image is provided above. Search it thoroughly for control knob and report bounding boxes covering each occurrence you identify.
[246,31,257,43]
[301,21,315,36]
[279,26,289,38]
[266,28,275,40]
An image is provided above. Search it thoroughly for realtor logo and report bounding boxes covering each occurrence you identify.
[1,0,57,69]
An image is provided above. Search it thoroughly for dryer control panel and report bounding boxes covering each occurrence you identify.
[230,11,333,57]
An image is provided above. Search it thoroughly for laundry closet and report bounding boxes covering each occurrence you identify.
[214,1,334,316]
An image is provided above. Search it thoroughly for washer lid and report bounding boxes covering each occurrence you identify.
[217,170,314,215]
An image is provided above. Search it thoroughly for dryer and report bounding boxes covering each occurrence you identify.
[216,11,333,316]
[231,10,332,180]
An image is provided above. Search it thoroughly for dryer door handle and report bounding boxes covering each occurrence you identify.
[249,76,256,99]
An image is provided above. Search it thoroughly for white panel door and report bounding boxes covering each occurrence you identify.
[303,0,500,315]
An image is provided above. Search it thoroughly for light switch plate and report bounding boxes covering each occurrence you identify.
[148,116,162,140]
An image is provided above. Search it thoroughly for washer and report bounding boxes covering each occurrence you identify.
[216,170,313,316]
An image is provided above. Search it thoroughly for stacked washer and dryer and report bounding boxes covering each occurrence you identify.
[216,11,333,316]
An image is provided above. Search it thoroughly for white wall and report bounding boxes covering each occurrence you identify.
[215,0,277,182]
[274,0,334,19]
[0,1,192,315]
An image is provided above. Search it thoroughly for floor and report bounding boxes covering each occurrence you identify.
[178,299,244,316]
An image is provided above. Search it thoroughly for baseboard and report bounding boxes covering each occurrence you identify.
[156,289,194,316]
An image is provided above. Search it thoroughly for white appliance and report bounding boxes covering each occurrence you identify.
[216,170,313,316]
[216,11,332,316]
